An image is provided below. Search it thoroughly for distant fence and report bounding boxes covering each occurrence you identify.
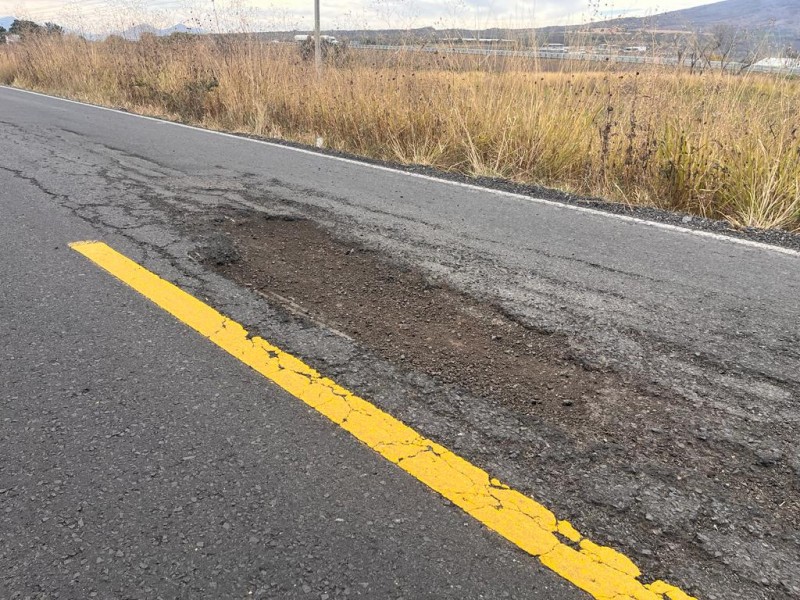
[348,43,800,76]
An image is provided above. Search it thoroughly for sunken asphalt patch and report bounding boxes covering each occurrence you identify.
[194,209,800,600]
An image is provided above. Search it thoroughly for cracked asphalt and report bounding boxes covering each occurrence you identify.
[1,86,799,599]
[0,98,586,599]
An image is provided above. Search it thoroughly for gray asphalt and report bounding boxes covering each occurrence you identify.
[0,103,586,598]
[1,85,799,600]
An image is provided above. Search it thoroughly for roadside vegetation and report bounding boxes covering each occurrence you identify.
[1,33,799,231]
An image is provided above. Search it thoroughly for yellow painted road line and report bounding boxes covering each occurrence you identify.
[70,240,696,600]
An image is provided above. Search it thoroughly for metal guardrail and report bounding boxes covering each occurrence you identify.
[349,43,800,76]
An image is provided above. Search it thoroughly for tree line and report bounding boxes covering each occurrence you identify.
[1,20,64,42]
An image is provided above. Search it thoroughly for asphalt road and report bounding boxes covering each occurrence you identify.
[0,95,586,598]
[1,86,799,599]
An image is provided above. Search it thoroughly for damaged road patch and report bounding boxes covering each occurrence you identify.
[71,239,694,600]
[210,214,627,416]
[199,211,800,600]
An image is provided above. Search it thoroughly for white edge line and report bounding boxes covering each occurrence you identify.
[3,85,798,259]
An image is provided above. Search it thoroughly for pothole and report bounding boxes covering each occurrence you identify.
[205,213,629,418]
[192,208,800,600]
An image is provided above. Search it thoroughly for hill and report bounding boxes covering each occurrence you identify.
[117,23,205,40]
[595,0,799,37]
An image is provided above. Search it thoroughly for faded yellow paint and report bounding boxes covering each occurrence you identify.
[646,580,698,600]
[557,519,583,543]
[70,240,698,600]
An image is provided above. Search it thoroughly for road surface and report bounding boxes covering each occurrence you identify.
[1,86,798,599]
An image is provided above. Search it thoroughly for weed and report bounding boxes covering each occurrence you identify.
[1,35,798,231]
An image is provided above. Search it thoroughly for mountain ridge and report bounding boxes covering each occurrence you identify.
[2,0,798,44]
[118,23,204,40]
[592,0,799,37]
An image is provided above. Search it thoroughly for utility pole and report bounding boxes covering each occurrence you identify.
[314,0,321,74]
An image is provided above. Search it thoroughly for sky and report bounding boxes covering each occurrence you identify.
[0,0,722,33]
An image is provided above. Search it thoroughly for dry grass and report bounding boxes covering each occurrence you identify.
[2,34,799,231]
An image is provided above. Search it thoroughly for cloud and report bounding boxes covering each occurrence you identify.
[0,0,720,31]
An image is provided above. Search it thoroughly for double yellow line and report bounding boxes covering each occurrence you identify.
[71,240,695,600]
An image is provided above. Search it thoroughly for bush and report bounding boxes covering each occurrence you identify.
[298,37,349,65]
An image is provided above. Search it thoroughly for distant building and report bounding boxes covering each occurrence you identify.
[440,37,512,45]
[623,46,647,53]
[441,37,478,44]
[4,34,21,44]
[753,57,800,70]
[293,34,339,45]
[543,43,568,53]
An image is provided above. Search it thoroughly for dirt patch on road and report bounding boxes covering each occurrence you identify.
[206,212,800,493]
[210,214,623,418]
[200,209,800,600]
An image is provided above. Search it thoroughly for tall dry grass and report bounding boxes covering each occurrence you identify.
[1,34,799,231]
